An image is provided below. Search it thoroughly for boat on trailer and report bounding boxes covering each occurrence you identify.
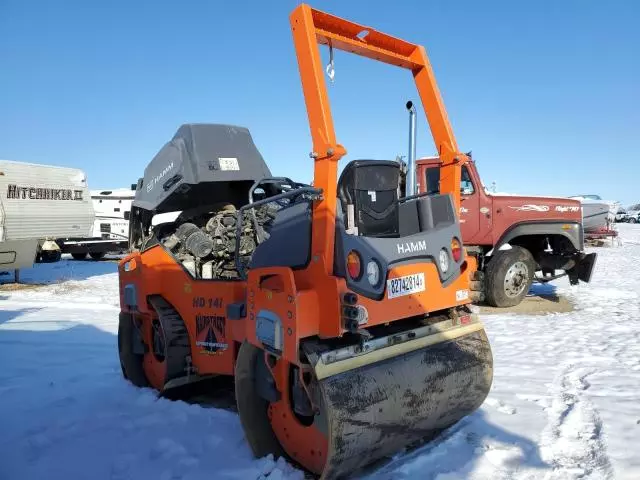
[569,194,618,233]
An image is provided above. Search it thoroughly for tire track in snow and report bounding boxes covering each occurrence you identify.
[539,363,613,479]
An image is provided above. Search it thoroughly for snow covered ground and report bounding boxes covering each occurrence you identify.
[1,225,639,480]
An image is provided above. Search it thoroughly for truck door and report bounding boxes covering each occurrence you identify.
[424,165,481,240]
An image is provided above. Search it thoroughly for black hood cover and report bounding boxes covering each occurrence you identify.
[133,124,272,213]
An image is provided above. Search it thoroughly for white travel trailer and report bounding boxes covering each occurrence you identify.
[0,160,94,275]
[91,187,134,238]
[57,187,134,259]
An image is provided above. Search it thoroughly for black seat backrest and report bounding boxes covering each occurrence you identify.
[337,160,400,238]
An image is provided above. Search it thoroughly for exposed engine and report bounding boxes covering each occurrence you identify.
[159,203,278,280]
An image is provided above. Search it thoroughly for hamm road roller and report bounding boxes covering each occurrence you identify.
[118,4,493,478]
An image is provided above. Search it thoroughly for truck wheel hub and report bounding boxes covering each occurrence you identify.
[504,261,529,297]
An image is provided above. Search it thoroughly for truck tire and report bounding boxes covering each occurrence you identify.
[72,253,87,260]
[484,246,535,308]
[89,252,106,260]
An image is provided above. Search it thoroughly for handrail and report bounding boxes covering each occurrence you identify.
[234,186,323,278]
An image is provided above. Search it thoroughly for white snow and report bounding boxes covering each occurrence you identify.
[2,226,639,480]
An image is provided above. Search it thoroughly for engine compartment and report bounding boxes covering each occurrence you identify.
[155,203,279,280]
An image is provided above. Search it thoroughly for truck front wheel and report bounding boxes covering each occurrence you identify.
[485,246,535,308]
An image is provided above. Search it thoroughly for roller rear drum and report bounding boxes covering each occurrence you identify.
[236,325,493,479]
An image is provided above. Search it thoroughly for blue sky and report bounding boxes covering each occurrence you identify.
[1,0,638,205]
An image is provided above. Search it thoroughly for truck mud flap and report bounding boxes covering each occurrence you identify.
[569,252,598,284]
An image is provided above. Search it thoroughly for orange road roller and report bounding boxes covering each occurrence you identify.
[118,4,493,479]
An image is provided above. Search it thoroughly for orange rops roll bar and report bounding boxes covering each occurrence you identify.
[290,4,466,275]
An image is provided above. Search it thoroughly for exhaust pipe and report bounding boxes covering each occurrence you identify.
[406,101,417,196]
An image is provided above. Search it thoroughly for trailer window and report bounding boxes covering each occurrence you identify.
[424,166,475,195]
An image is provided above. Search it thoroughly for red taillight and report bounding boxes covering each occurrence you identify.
[346,250,362,280]
[451,238,462,262]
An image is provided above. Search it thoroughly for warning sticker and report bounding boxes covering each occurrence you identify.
[218,157,240,171]
[456,289,470,301]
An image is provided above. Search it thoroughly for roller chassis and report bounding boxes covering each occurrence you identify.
[119,158,493,479]
[118,4,494,479]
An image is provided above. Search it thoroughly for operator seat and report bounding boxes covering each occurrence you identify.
[337,160,400,238]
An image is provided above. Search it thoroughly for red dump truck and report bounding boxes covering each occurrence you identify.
[416,156,597,307]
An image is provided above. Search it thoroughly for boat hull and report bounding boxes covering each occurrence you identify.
[581,201,610,232]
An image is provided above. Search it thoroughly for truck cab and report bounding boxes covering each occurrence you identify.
[416,156,597,307]
[417,156,587,249]
[420,157,493,246]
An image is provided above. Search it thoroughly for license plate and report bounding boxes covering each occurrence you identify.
[387,273,425,299]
